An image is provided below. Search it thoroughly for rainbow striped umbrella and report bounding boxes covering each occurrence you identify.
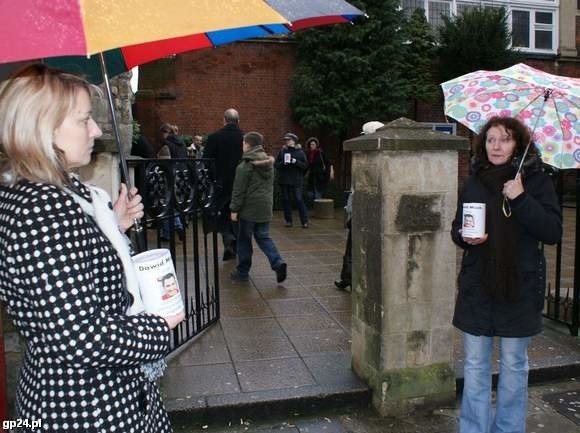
[1,0,363,83]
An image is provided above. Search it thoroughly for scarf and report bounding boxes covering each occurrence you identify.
[477,164,520,302]
[68,185,166,380]
[307,147,320,165]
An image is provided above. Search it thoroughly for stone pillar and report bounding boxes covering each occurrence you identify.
[345,118,468,416]
[79,71,133,199]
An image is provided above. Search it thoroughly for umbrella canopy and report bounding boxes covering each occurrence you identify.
[0,0,363,209]
[441,63,580,169]
[0,0,288,62]
[1,0,364,83]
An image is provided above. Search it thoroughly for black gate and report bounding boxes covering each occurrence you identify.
[544,170,579,336]
[127,157,220,351]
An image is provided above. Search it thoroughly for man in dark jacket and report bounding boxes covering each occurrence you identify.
[274,133,309,228]
[229,132,287,283]
[204,108,244,260]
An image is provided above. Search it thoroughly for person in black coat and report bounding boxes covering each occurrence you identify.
[451,116,562,433]
[157,123,188,159]
[305,136,334,203]
[203,109,244,260]
[157,124,188,241]
[274,133,309,228]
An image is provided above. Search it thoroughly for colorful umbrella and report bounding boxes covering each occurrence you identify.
[0,0,288,63]
[1,0,364,83]
[441,63,580,169]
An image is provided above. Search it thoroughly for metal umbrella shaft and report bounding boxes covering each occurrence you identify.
[503,89,552,218]
[97,53,145,251]
[515,89,553,177]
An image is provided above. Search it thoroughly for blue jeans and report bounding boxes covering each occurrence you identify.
[280,184,308,225]
[308,183,324,203]
[460,332,531,433]
[161,215,183,239]
[236,219,284,278]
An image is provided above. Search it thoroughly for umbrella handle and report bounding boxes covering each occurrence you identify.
[502,196,512,218]
[130,221,146,252]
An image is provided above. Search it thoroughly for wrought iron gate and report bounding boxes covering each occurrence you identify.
[544,169,579,336]
[127,157,220,351]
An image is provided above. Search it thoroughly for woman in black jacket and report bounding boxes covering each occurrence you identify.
[305,137,334,203]
[451,116,561,433]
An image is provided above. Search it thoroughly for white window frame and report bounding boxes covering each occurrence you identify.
[509,8,557,53]
[402,0,559,55]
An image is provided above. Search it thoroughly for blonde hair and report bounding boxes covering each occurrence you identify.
[0,64,94,187]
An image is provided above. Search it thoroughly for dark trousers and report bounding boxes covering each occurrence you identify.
[236,219,284,278]
[280,184,308,225]
[340,221,352,283]
[217,194,237,249]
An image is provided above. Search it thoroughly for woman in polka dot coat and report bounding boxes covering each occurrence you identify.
[0,65,183,432]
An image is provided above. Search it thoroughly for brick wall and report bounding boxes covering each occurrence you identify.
[136,40,305,157]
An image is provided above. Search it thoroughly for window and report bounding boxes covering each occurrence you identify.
[403,0,451,29]
[428,1,452,29]
[403,0,424,18]
[511,9,554,51]
[534,11,553,50]
[512,10,530,48]
[456,2,477,16]
[401,1,557,54]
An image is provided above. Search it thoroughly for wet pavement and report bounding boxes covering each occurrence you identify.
[161,210,580,429]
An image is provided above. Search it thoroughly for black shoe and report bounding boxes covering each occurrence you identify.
[223,248,236,261]
[176,229,185,242]
[285,222,293,227]
[302,223,309,229]
[334,280,351,290]
[230,270,249,282]
[275,263,287,283]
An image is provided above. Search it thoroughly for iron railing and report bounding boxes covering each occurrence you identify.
[127,157,220,351]
[544,169,579,336]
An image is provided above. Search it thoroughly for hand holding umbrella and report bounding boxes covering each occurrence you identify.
[502,175,524,201]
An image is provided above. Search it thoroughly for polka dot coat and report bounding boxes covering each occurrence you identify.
[0,178,173,433]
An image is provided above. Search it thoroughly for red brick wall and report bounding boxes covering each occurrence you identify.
[136,40,305,156]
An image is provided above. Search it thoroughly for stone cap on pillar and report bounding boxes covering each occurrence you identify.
[343,117,469,152]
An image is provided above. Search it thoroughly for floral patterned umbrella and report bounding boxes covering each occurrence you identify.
[441,63,580,169]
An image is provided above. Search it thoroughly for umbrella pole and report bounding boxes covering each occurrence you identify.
[97,53,146,251]
[516,89,553,176]
[503,90,552,218]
